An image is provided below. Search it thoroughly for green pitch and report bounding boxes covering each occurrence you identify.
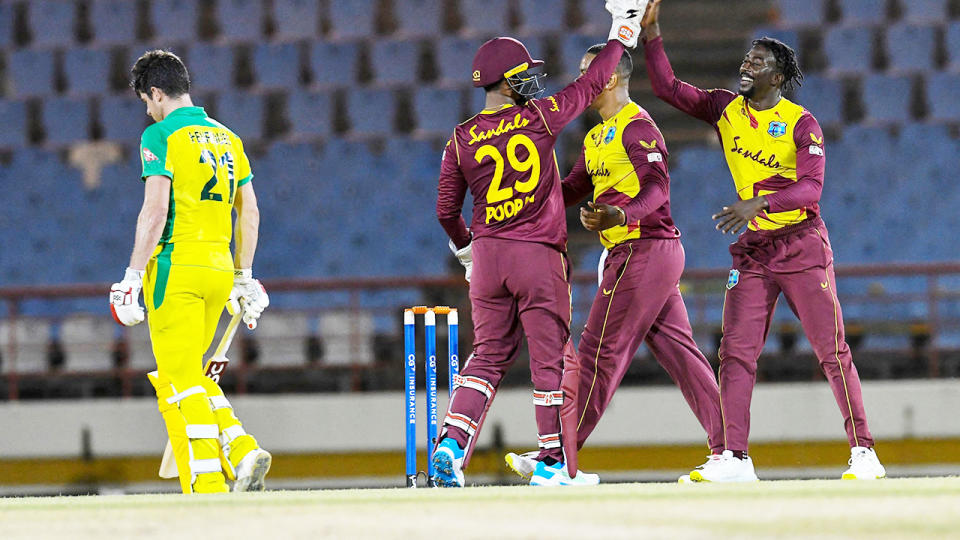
[1,478,958,539]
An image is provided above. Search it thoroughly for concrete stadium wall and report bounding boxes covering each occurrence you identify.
[2,379,960,459]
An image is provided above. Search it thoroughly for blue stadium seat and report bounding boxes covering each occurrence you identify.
[99,95,149,143]
[436,37,484,84]
[286,89,332,139]
[90,0,137,45]
[64,48,112,96]
[795,75,843,126]
[0,2,13,48]
[560,34,601,76]
[8,49,56,97]
[414,88,463,135]
[579,0,612,33]
[272,0,320,39]
[42,97,91,145]
[309,41,360,86]
[370,39,420,85]
[150,0,199,42]
[328,0,375,40]
[926,73,960,122]
[901,0,947,24]
[28,0,76,47]
[346,88,395,136]
[393,0,443,38]
[837,0,886,26]
[0,100,28,148]
[823,26,873,74]
[861,74,912,124]
[516,0,567,33]
[216,0,264,41]
[773,0,825,27]
[947,22,960,72]
[885,24,935,73]
[252,42,300,89]
[752,27,800,49]
[187,43,235,92]
[215,92,265,140]
[458,0,508,37]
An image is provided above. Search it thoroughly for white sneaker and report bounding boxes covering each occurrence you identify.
[505,451,539,480]
[689,450,759,482]
[233,448,272,492]
[529,461,600,486]
[677,474,692,484]
[842,446,886,480]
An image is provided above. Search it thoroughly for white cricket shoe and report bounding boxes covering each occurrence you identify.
[505,451,539,480]
[677,474,692,484]
[842,446,886,480]
[234,448,272,492]
[529,461,600,486]
[688,450,759,482]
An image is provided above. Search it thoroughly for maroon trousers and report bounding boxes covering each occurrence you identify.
[576,238,724,452]
[718,218,874,451]
[444,237,572,462]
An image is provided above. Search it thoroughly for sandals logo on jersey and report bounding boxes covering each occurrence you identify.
[726,269,740,290]
[767,121,787,138]
[603,126,617,144]
[142,147,159,162]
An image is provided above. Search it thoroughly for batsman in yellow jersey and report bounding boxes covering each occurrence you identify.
[108,50,272,494]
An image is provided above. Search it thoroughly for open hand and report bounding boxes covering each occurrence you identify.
[712,196,768,234]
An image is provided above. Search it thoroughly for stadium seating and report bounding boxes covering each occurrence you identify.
[60,315,116,372]
[309,41,361,86]
[64,48,113,96]
[215,92,265,140]
[926,73,960,122]
[124,322,156,371]
[90,0,138,45]
[250,312,311,367]
[435,37,484,84]
[752,27,800,50]
[413,87,463,135]
[516,0,567,34]
[27,0,76,47]
[560,33,603,76]
[0,2,12,48]
[272,0,320,40]
[370,39,420,85]
[99,95,150,143]
[860,74,912,124]
[773,0,826,27]
[837,0,886,26]
[0,101,28,149]
[252,42,301,89]
[0,319,51,374]
[8,49,56,97]
[346,88,396,136]
[946,22,960,72]
[884,24,935,73]
[216,0,264,41]
[392,0,444,38]
[328,0,376,40]
[901,0,947,24]
[318,311,374,366]
[187,43,236,92]
[41,97,91,146]
[286,89,333,139]
[149,0,199,42]
[458,0,509,37]
[795,75,844,126]
[823,26,874,75]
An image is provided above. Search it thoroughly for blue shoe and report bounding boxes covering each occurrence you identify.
[431,438,465,487]
[529,460,600,486]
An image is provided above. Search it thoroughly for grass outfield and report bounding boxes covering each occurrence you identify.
[1,478,958,539]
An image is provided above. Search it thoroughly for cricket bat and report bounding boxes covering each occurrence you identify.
[158,310,245,479]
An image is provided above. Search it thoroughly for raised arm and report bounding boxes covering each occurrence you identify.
[561,150,593,208]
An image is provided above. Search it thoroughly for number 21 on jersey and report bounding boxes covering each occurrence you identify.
[199,149,236,204]
[475,134,540,224]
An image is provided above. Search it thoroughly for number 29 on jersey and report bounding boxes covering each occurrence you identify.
[475,134,541,224]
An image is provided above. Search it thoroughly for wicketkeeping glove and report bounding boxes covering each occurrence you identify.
[227,268,269,329]
[449,239,473,283]
[109,268,145,326]
[606,0,648,48]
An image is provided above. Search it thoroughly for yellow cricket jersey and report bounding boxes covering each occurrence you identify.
[139,106,253,270]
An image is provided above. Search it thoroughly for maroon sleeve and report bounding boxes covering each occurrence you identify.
[642,36,735,125]
[436,137,471,249]
[619,120,670,222]
[529,40,625,134]
[765,113,825,213]
[561,150,593,208]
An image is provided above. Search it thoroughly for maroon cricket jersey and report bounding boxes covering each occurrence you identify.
[437,40,626,251]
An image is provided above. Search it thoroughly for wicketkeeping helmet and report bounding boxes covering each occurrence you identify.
[471,37,546,100]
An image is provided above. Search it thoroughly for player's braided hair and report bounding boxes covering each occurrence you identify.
[130,50,191,98]
[753,37,803,92]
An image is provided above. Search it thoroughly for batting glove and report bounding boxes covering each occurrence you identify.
[228,268,269,329]
[449,239,473,283]
[109,268,145,326]
[607,0,648,48]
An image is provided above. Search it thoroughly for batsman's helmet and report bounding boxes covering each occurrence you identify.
[471,37,546,100]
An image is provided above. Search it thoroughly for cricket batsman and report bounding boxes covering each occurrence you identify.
[504,41,724,481]
[433,0,650,487]
[109,50,272,493]
[642,0,885,481]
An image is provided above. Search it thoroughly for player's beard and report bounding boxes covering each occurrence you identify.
[738,85,756,99]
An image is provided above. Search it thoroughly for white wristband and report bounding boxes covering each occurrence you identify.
[235,268,252,279]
